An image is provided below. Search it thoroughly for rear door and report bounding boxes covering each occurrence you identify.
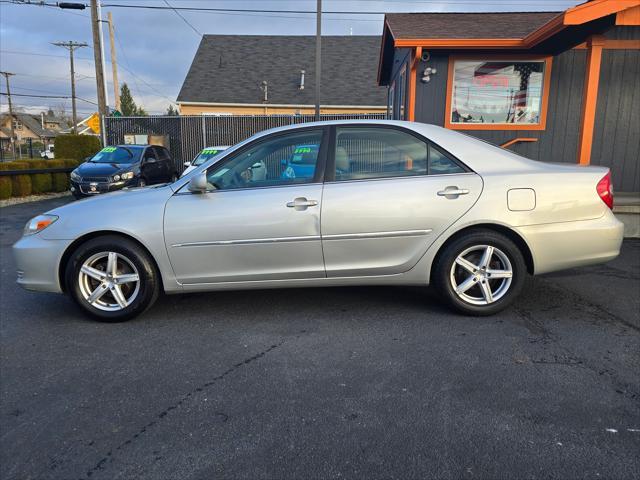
[320,126,482,277]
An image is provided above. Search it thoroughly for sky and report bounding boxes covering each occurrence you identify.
[0,0,582,117]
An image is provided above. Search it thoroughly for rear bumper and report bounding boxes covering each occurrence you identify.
[517,210,624,275]
[13,234,72,293]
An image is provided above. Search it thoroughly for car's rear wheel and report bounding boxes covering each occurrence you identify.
[433,230,526,316]
[65,235,160,322]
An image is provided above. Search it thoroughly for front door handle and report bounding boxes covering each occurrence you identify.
[286,197,318,210]
[437,186,470,198]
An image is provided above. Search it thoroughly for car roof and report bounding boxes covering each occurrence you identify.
[203,145,230,150]
[114,144,146,149]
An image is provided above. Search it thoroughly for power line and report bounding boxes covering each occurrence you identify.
[52,40,88,133]
[163,0,202,37]
[1,92,74,99]
[1,0,576,18]
[1,49,177,105]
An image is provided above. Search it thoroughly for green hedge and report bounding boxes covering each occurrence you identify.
[0,163,13,199]
[0,158,82,199]
[48,160,69,192]
[54,135,101,161]
[5,162,32,197]
[26,159,53,194]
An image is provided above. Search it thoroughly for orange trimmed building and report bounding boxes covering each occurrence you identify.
[378,0,640,192]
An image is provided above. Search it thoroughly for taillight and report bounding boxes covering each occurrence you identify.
[596,171,614,209]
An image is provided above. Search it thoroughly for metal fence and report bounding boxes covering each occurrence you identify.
[104,113,386,173]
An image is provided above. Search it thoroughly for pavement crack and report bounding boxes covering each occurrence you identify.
[83,340,284,479]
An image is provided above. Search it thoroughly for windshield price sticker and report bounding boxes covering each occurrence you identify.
[101,147,117,153]
[202,149,219,155]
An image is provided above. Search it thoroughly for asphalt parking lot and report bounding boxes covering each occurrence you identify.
[1,197,639,480]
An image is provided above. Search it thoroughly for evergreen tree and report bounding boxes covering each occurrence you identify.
[119,83,147,116]
[166,104,179,116]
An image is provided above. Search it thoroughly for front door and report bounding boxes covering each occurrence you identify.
[321,126,482,277]
[164,128,328,284]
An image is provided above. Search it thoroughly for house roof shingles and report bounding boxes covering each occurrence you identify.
[177,35,387,106]
[385,12,562,40]
[0,113,64,138]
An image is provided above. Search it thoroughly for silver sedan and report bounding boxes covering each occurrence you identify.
[13,120,624,321]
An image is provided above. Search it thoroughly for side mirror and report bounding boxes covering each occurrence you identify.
[188,172,208,193]
[184,161,191,167]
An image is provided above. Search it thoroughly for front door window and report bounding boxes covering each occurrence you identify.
[206,130,324,190]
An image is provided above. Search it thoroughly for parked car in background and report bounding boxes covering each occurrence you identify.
[40,145,54,159]
[69,145,178,199]
[14,120,623,322]
[280,143,319,180]
[181,146,229,177]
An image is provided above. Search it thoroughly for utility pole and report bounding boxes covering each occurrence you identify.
[0,71,16,158]
[90,0,107,118]
[97,1,110,109]
[315,0,322,121]
[52,41,88,134]
[107,12,120,112]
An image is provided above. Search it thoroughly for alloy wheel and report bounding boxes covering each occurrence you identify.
[78,251,140,311]
[449,245,513,305]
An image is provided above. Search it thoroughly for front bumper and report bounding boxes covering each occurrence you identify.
[70,178,135,197]
[517,209,625,275]
[13,234,73,293]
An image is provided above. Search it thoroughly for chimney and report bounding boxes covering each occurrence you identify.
[299,70,305,90]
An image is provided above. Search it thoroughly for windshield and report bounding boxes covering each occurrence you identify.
[192,148,226,167]
[89,146,141,164]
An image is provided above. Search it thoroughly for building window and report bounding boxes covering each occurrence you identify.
[445,57,552,131]
[388,82,395,120]
[12,120,23,130]
[398,65,406,120]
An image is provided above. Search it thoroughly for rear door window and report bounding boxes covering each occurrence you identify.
[333,127,428,181]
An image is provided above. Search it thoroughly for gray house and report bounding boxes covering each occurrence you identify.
[378,1,640,192]
[177,35,388,116]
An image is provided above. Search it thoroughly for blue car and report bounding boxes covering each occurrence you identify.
[281,144,320,180]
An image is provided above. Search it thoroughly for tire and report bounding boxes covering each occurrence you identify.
[65,235,160,322]
[432,229,527,316]
[170,173,178,183]
[138,177,147,187]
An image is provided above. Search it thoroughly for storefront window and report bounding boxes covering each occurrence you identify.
[448,59,549,128]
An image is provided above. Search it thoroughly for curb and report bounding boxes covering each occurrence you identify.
[0,192,72,208]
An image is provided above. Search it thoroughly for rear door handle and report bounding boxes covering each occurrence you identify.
[437,187,470,197]
[286,197,318,210]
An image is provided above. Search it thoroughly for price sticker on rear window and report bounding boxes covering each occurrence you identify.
[201,148,219,155]
[101,147,117,153]
[294,147,312,154]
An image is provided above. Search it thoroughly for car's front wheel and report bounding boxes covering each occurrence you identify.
[65,235,160,322]
[433,230,526,316]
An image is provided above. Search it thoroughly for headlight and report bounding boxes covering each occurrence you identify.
[120,171,134,180]
[112,174,121,182]
[70,170,81,181]
[24,214,58,236]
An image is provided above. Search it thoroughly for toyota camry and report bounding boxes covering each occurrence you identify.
[13,120,624,322]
